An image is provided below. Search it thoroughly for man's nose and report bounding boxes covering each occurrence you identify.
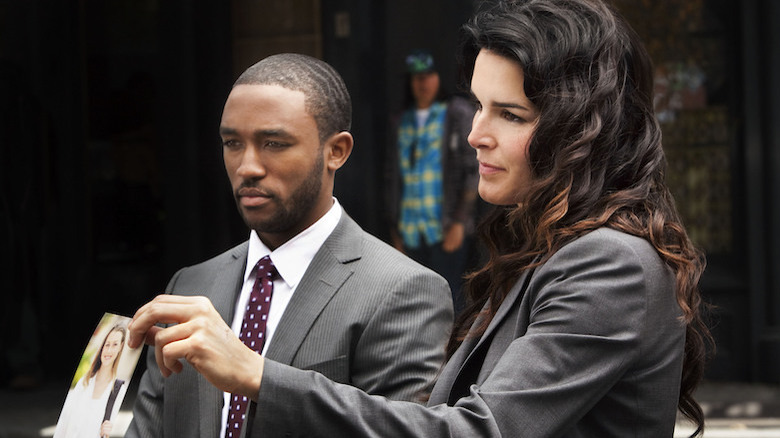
[236,146,266,179]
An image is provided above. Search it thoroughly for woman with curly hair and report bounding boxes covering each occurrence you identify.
[128,0,712,436]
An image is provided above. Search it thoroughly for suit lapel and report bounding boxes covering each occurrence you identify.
[210,243,248,322]
[438,267,534,406]
[428,317,483,404]
[199,243,247,437]
[264,214,360,365]
[470,267,533,352]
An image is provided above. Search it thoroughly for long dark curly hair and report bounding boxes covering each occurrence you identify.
[447,0,712,436]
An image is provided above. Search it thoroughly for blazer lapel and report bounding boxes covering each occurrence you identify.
[428,318,483,404]
[439,267,534,406]
[471,267,533,351]
[199,243,247,437]
[264,214,360,365]
[215,243,248,321]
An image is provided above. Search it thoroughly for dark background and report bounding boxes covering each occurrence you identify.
[1,0,779,388]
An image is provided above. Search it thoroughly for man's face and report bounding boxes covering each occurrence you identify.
[220,84,330,249]
[411,71,440,109]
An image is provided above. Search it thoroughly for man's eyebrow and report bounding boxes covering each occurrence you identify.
[218,126,296,140]
[219,126,238,136]
[253,128,295,140]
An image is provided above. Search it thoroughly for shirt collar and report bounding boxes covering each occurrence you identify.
[245,198,343,289]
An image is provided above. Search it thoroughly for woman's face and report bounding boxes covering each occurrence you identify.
[468,49,539,206]
[101,330,124,368]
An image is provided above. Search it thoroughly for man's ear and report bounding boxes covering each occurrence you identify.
[325,131,354,171]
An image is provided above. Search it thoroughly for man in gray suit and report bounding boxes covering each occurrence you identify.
[126,53,453,438]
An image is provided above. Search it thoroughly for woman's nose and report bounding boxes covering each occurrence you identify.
[468,111,493,150]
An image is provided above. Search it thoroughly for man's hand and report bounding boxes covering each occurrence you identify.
[128,295,265,400]
[442,222,465,253]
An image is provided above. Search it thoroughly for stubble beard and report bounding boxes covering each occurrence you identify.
[237,152,325,234]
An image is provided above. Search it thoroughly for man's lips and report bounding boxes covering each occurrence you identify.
[237,187,272,207]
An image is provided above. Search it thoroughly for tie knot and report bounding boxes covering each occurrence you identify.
[255,255,277,279]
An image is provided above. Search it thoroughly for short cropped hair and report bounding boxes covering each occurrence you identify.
[234,53,352,143]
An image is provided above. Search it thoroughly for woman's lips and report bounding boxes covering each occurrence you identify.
[479,161,504,175]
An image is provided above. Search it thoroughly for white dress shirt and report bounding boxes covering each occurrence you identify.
[220,199,342,437]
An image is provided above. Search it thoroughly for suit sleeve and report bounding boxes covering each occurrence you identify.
[469,233,676,436]
[252,232,679,437]
[124,269,185,438]
[348,267,453,401]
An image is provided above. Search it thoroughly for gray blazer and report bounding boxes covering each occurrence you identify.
[126,213,453,438]
[255,228,686,437]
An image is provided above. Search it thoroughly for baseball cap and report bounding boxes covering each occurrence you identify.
[405,49,435,74]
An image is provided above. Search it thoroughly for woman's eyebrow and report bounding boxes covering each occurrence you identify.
[492,101,533,111]
[469,88,534,112]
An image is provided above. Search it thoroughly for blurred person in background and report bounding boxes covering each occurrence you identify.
[386,49,479,315]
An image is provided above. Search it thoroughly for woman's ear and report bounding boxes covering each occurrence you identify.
[325,131,354,171]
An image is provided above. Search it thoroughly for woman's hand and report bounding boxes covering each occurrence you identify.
[100,420,113,437]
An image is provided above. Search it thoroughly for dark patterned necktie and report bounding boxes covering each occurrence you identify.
[225,255,276,438]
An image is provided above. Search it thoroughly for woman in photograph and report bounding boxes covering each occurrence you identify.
[128,0,712,436]
[54,324,128,438]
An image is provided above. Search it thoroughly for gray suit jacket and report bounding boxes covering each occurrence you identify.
[126,213,453,438]
[255,228,686,437]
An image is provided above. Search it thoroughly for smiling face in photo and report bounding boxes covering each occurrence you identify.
[100,330,124,368]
